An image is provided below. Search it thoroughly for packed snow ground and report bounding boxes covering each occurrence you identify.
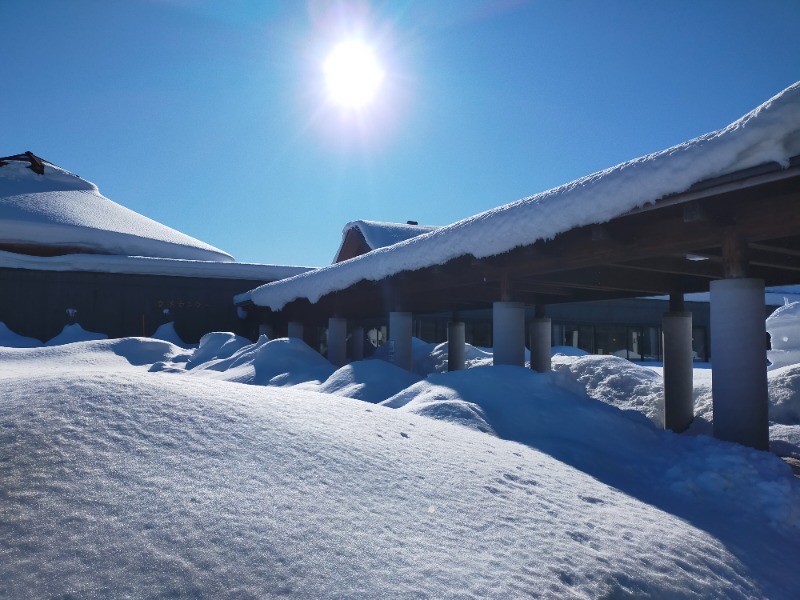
[2,326,800,598]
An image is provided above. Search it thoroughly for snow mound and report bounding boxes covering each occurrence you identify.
[767,300,800,369]
[4,348,797,598]
[383,365,800,537]
[310,359,422,403]
[768,363,800,424]
[0,337,188,376]
[187,336,337,387]
[151,322,192,349]
[185,331,252,369]
[2,340,800,596]
[0,321,41,347]
[552,353,666,427]
[45,323,107,346]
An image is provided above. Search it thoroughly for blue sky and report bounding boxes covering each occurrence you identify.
[3,0,799,266]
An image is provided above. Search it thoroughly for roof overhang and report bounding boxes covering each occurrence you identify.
[240,157,800,325]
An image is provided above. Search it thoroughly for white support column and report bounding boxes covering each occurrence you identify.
[351,326,364,361]
[389,311,413,371]
[662,311,694,432]
[493,301,525,366]
[530,317,552,373]
[287,321,303,340]
[447,322,466,371]
[710,278,769,450]
[327,317,347,367]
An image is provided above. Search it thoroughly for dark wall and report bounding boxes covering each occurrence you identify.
[0,268,270,344]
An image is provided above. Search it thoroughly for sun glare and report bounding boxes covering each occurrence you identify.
[323,40,385,109]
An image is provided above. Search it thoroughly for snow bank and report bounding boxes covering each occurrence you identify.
[151,322,192,349]
[186,336,337,387]
[767,300,800,369]
[0,156,234,261]
[306,359,422,403]
[382,365,800,539]
[551,353,666,427]
[242,82,800,310]
[185,331,253,369]
[3,342,799,598]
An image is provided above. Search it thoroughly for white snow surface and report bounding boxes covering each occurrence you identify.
[2,338,800,598]
[0,158,234,261]
[0,249,313,280]
[240,82,800,310]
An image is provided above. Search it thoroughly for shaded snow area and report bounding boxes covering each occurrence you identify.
[241,82,800,310]
[0,158,233,261]
[2,337,800,598]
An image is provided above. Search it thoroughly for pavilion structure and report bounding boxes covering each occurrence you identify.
[236,83,800,451]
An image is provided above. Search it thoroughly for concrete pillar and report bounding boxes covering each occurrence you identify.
[493,301,525,366]
[530,317,552,373]
[389,311,413,371]
[351,326,364,361]
[447,322,466,371]
[287,321,303,340]
[662,311,694,432]
[710,278,769,450]
[327,317,347,367]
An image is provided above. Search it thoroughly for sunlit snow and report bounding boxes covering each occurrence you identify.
[2,323,799,598]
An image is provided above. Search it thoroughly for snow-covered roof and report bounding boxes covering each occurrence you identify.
[0,249,313,281]
[0,153,234,262]
[333,220,439,261]
[239,82,800,310]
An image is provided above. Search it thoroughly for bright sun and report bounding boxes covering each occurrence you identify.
[323,40,385,109]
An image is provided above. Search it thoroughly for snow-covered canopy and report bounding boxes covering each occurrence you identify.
[0,154,234,262]
[239,82,800,310]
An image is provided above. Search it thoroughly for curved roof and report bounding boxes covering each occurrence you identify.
[0,153,234,262]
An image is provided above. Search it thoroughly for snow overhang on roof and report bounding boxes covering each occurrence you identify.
[0,249,314,281]
[0,152,234,262]
[236,81,800,311]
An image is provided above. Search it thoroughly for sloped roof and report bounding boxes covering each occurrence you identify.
[238,81,800,311]
[333,220,438,262]
[0,153,234,262]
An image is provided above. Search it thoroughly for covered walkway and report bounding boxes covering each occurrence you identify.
[236,84,800,450]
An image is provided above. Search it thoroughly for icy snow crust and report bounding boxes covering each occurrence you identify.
[0,159,234,261]
[242,82,800,310]
[4,341,800,598]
